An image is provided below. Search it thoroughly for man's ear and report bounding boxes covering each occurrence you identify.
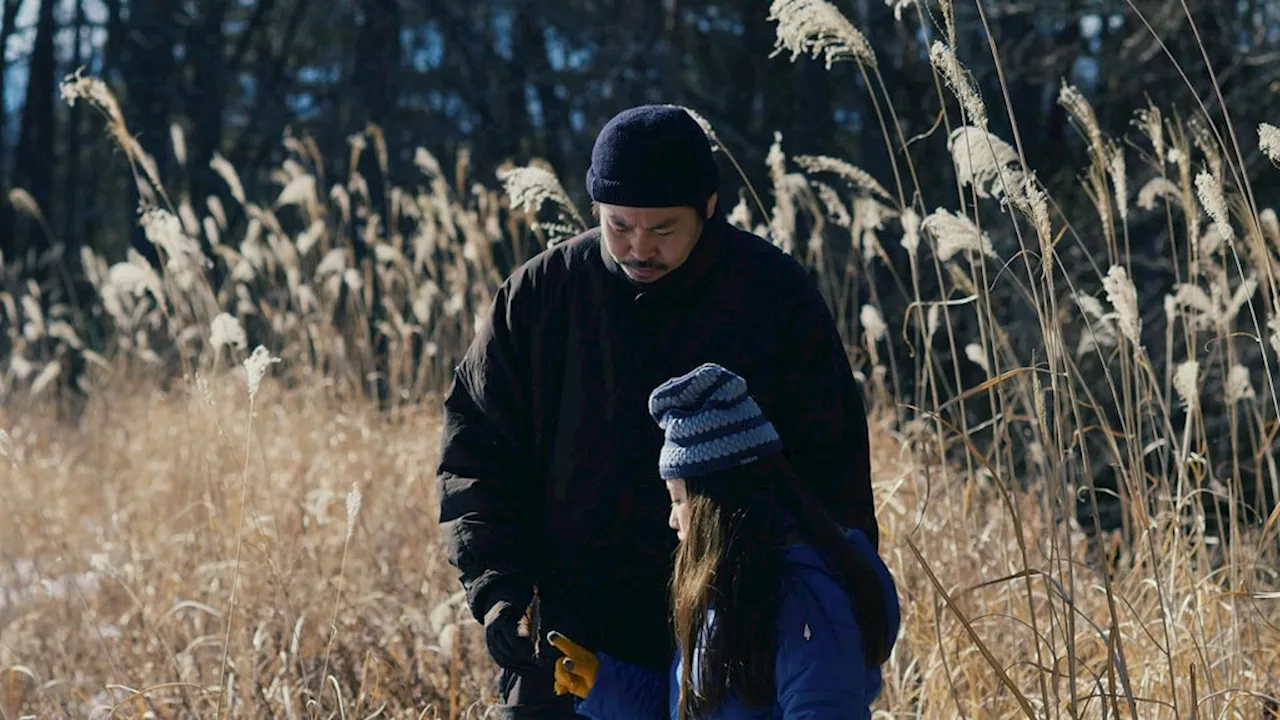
[704,192,718,220]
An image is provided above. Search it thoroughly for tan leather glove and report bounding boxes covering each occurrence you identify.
[547,631,599,699]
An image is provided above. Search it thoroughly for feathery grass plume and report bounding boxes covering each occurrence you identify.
[275,173,319,214]
[0,428,11,459]
[495,162,586,244]
[1137,177,1183,211]
[793,155,893,203]
[811,181,852,228]
[1108,143,1129,222]
[1225,364,1255,405]
[243,345,280,400]
[1260,123,1280,164]
[60,69,164,203]
[47,320,82,349]
[1133,104,1166,165]
[30,361,61,397]
[1270,298,1280,359]
[929,41,987,129]
[920,208,997,262]
[860,304,887,363]
[1172,360,1199,411]
[209,312,247,351]
[170,122,187,167]
[1012,174,1052,248]
[765,132,797,254]
[1058,85,1104,160]
[727,194,753,231]
[899,208,921,259]
[8,188,44,224]
[1189,114,1223,181]
[767,0,877,70]
[59,67,125,130]
[1194,171,1233,242]
[946,127,1020,200]
[345,482,362,542]
[210,153,246,206]
[1103,265,1141,345]
[964,343,989,374]
[1166,283,1217,330]
[20,295,44,341]
[1075,291,1118,357]
[1261,209,1280,249]
[676,105,721,151]
[140,207,209,294]
[852,196,896,263]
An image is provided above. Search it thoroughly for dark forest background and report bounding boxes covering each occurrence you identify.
[1,0,1277,274]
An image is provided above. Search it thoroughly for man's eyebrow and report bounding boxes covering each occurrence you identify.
[646,219,677,230]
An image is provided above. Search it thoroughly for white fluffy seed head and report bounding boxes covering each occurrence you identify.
[1260,123,1280,164]
[346,482,362,541]
[1173,360,1199,410]
[1269,298,1280,359]
[1059,85,1104,159]
[929,43,987,129]
[921,208,997,262]
[1134,105,1165,165]
[1103,265,1141,346]
[1194,172,1232,241]
[767,0,877,70]
[965,343,989,374]
[209,312,247,351]
[947,127,1018,199]
[243,345,281,400]
[1108,144,1128,222]
[900,209,921,259]
[1137,177,1182,212]
[861,304,888,345]
[1225,364,1254,405]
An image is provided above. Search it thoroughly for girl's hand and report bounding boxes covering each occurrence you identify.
[547,631,599,699]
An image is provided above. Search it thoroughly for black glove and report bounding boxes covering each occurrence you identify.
[483,599,539,674]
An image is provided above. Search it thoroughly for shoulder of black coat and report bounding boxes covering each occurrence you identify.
[721,224,817,297]
[502,226,602,294]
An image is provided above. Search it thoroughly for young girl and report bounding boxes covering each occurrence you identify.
[547,362,900,719]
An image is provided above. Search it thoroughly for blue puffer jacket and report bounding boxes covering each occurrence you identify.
[571,527,900,720]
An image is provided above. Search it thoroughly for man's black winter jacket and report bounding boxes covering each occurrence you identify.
[436,215,878,676]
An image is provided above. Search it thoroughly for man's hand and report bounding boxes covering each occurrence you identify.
[483,600,538,673]
[547,630,599,699]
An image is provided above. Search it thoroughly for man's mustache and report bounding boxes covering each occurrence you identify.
[622,259,669,270]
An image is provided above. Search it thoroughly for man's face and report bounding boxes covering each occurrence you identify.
[599,194,716,283]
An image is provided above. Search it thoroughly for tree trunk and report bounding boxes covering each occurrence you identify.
[12,0,59,259]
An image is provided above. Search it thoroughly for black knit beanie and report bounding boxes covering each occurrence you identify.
[586,105,719,209]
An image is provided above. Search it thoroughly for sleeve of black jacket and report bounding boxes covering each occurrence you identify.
[437,271,540,623]
[775,268,880,551]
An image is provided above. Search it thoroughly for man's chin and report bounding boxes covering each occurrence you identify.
[624,266,666,283]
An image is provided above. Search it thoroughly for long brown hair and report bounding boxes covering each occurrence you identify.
[669,453,892,720]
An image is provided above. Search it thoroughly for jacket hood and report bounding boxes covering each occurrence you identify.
[783,526,901,661]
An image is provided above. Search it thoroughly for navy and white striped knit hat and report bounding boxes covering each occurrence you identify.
[648,363,783,480]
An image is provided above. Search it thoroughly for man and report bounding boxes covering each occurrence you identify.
[436,104,878,718]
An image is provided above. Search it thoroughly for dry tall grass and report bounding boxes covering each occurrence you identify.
[3,0,1280,717]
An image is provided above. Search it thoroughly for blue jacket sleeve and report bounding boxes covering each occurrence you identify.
[574,652,669,720]
[774,579,877,720]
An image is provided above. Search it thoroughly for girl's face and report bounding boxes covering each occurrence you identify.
[666,478,691,542]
